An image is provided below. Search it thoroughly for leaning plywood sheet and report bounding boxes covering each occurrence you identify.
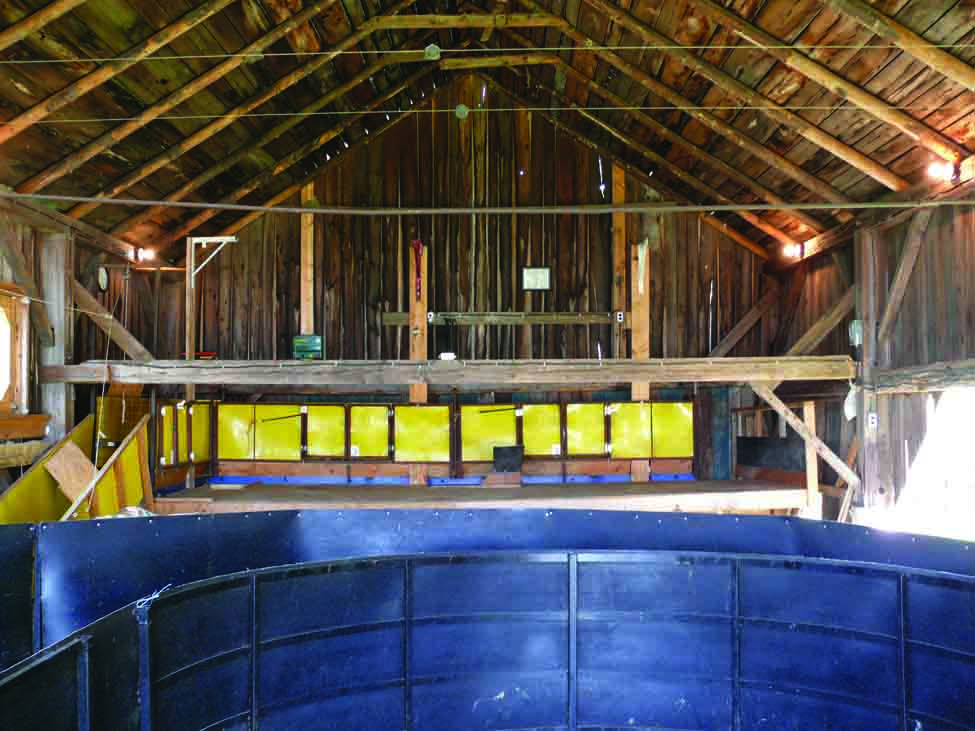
[43,441,96,502]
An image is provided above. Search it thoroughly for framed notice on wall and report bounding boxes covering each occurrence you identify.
[522,267,551,291]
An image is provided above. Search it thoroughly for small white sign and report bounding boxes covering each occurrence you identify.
[551,444,561,456]
[522,267,551,291]
[350,445,360,457]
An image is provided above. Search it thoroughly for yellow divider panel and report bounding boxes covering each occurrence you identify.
[610,402,652,459]
[307,406,345,457]
[651,402,694,458]
[177,404,189,463]
[159,403,175,466]
[95,396,149,467]
[523,404,561,457]
[461,405,517,462]
[350,406,388,458]
[218,405,255,460]
[395,406,450,463]
[192,403,211,462]
[567,403,605,456]
[255,405,302,461]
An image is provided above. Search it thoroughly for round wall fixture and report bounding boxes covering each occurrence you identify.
[96,266,109,292]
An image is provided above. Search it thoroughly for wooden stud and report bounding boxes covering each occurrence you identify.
[630,224,652,401]
[185,239,196,490]
[611,164,627,359]
[0,0,236,148]
[709,285,779,357]
[300,183,315,334]
[802,401,822,519]
[38,231,73,440]
[835,435,861,523]
[784,287,856,357]
[72,279,153,361]
[409,241,428,404]
[877,210,934,348]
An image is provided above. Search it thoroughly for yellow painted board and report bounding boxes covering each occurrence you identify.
[90,468,119,518]
[395,406,450,463]
[192,403,211,462]
[117,437,146,508]
[652,402,694,458]
[177,405,189,463]
[160,403,175,466]
[523,404,561,457]
[461,405,517,462]
[218,405,255,460]
[349,406,389,458]
[307,406,345,457]
[610,402,652,459]
[567,403,605,456]
[0,415,93,524]
[255,405,302,461]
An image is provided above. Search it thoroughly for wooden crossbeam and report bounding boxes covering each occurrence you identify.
[155,67,433,247]
[784,286,856,357]
[69,0,420,221]
[875,358,975,395]
[750,382,861,494]
[0,199,135,260]
[0,221,55,345]
[17,0,342,195]
[682,0,968,164]
[42,356,856,386]
[556,0,909,193]
[0,0,236,148]
[71,279,153,361]
[440,53,558,69]
[0,0,88,53]
[383,312,622,326]
[709,285,779,357]
[877,209,934,347]
[823,0,975,96]
[516,0,882,201]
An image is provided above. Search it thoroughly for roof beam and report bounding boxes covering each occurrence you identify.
[682,0,969,163]
[68,0,420,221]
[822,1,975,93]
[516,0,872,204]
[0,0,88,53]
[544,0,910,192]
[0,0,236,148]
[42,356,857,386]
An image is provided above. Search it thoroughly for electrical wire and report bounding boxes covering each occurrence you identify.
[0,188,972,217]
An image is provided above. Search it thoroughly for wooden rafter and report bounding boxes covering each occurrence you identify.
[42,356,857,386]
[877,209,934,347]
[71,279,153,361]
[709,285,779,357]
[546,0,911,192]
[154,67,435,247]
[683,0,969,163]
[68,0,420,221]
[0,0,88,53]
[0,0,236,148]
[516,0,870,204]
[825,0,975,93]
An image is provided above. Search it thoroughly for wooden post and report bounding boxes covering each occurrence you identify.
[408,240,428,404]
[300,183,315,334]
[611,165,627,359]
[631,218,653,401]
[38,232,74,440]
[802,401,822,519]
[185,238,196,490]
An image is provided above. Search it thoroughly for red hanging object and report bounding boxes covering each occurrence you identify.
[412,239,423,301]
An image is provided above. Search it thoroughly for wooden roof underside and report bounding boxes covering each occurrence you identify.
[0,0,973,257]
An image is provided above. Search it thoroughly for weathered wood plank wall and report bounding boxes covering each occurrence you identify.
[187,76,764,361]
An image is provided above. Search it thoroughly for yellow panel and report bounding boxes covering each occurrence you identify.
[118,436,146,507]
[307,406,345,457]
[523,404,562,457]
[349,406,388,458]
[566,403,605,456]
[218,405,255,460]
[95,396,150,467]
[192,403,211,462]
[0,415,93,524]
[91,468,119,518]
[610,402,652,459]
[160,403,175,466]
[461,406,517,462]
[255,405,302,461]
[177,405,189,463]
[652,402,694,458]
[395,406,450,463]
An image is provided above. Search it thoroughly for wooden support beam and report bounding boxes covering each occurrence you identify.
[517,0,884,199]
[184,239,196,490]
[784,286,856,357]
[824,0,975,94]
[17,0,343,195]
[153,68,434,247]
[439,53,558,69]
[299,183,315,334]
[698,217,768,260]
[72,279,153,361]
[0,221,55,345]
[877,209,933,347]
[709,285,779,357]
[409,241,428,403]
[802,401,822,519]
[0,0,88,53]
[631,220,653,401]
[42,356,856,387]
[835,435,861,523]
[0,199,135,260]
[611,164,627,359]
[0,0,236,148]
[875,358,975,394]
[750,382,861,495]
[70,0,419,221]
[0,414,49,440]
[384,311,623,326]
[38,232,74,440]
[682,0,968,164]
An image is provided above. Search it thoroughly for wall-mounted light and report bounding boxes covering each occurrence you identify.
[783,243,803,258]
[927,159,958,183]
[136,247,155,262]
